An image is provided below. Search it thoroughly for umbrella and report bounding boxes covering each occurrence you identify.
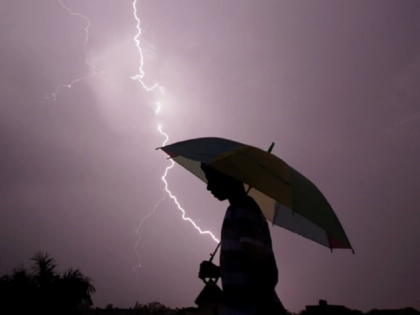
[158,137,353,253]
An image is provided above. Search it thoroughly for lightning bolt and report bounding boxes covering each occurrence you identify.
[158,125,220,244]
[132,192,165,277]
[48,0,102,101]
[131,0,219,275]
[51,0,219,278]
[130,0,158,91]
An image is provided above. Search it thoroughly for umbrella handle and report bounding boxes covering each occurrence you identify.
[209,243,221,263]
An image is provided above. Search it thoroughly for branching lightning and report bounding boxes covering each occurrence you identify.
[52,0,218,278]
[130,0,219,275]
[48,0,102,101]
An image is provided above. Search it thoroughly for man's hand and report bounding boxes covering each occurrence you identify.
[198,261,221,280]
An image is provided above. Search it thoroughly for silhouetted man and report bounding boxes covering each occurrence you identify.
[199,164,288,315]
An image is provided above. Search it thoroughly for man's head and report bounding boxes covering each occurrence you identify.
[201,163,246,201]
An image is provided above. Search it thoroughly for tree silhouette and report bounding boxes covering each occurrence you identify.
[0,266,37,314]
[59,268,96,309]
[0,251,95,315]
[31,251,58,283]
[30,251,60,312]
[132,301,178,315]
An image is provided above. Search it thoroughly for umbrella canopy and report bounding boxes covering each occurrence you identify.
[158,137,353,252]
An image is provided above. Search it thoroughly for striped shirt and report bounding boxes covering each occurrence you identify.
[220,196,287,315]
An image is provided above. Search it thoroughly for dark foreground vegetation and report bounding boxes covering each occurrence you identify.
[1,252,419,315]
[89,302,420,315]
[95,303,420,315]
[0,251,95,315]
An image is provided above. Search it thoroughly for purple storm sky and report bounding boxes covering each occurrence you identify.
[1,0,420,312]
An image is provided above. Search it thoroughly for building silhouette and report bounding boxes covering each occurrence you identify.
[301,300,362,315]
